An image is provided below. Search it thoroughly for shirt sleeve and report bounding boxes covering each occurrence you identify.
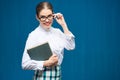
[64,32,75,50]
[21,34,44,70]
[57,29,75,50]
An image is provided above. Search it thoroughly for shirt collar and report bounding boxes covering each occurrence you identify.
[39,25,52,32]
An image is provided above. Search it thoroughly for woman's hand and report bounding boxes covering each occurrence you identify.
[54,13,71,34]
[43,54,58,67]
[54,13,67,27]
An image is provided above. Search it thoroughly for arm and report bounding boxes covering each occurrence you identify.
[22,45,58,70]
[54,13,75,50]
[22,35,58,70]
[22,45,44,70]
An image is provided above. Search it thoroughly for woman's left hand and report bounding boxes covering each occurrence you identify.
[54,13,67,27]
[54,13,71,34]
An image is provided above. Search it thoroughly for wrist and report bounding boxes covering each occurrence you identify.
[61,25,71,34]
[61,23,67,28]
[43,60,54,67]
[43,60,49,67]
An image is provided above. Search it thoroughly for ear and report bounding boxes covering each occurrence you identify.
[36,15,40,21]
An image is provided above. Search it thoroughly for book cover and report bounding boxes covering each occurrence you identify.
[27,42,52,61]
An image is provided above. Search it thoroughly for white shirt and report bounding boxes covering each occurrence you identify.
[22,25,75,70]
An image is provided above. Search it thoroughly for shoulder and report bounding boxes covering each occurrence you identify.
[29,27,39,36]
[25,27,40,41]
[25,27,39,45]
[51,27,65,38]
[52,27,63,34]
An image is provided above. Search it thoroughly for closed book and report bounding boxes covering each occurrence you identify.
[27,42,52,61]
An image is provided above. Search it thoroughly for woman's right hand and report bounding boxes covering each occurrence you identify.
[43,54,58,67]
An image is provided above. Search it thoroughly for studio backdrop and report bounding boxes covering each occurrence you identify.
[0,0,120,80]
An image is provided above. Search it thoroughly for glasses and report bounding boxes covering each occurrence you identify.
[39,14,54,22]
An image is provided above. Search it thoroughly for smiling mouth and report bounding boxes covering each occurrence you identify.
[44,22,51,26]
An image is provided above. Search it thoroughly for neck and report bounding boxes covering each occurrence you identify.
[39,25,51,31]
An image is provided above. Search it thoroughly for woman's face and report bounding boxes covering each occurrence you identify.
[38,9,53,29]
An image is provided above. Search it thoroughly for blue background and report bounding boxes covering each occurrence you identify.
[0,0,120,80]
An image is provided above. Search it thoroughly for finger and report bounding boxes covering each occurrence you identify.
[54,13,63,19]
[53,61,58,66]
[53,13,59,19]
[52,54,57,57]
[49,55,55,59]
[53,14,57,18]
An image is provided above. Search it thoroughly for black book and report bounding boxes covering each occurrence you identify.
[27,42,52,61]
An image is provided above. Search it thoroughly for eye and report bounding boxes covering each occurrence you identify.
[48,14,53,17]
[48,14,53,18]
[40,16,46,19]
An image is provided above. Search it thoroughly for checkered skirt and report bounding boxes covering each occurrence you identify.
[33,66,61,80]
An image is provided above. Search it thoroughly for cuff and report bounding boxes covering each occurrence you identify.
[65,32,75,40]
[36,61,44,70]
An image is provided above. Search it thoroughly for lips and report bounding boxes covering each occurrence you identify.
[44,22,51,26]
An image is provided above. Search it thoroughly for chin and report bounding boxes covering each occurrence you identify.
[42,25,51,29]
[40,22,53,29]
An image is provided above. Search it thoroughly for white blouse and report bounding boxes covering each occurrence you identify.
[22,25,75,70]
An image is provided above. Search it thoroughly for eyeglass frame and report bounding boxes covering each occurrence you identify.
[38,14,54,22]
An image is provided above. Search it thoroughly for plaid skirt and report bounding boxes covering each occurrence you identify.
[33,66,61,80]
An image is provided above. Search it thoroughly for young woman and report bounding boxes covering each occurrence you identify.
[22,1,75,80]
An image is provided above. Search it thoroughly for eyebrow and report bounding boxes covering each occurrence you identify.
[40,14,53,17]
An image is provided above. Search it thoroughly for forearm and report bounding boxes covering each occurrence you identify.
[22,50,44,70]
[61,23,71,35]
[64,31,75,50]
[43,54,58,67]
[22,59,44,70]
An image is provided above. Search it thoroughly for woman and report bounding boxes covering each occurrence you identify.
[22,1,75,80]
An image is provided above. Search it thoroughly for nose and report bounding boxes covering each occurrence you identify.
[45,18,49,22]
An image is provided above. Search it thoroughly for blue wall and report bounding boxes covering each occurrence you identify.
[0,0,120,80]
